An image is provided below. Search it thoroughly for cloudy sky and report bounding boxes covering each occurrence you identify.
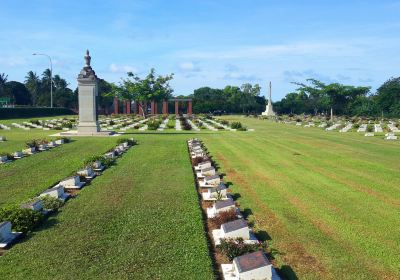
[0,0,399,100]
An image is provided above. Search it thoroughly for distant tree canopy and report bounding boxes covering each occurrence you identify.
[274,78,400,117]
[1,68,400,117]
[192,83,265,114]
[0,70,76,108]
[106,68,174,116]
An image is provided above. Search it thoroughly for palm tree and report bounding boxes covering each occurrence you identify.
[0,73,8,96]
[25,71,41,106]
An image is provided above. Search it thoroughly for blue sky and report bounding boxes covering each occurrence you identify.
[0,0,399,100]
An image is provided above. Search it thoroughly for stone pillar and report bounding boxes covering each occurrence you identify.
[77,50,100,134]
[188,101,193,116]
[114,97,119,114]
[175,101,179,115]
[126,100,131,114]
[162,101,168,115]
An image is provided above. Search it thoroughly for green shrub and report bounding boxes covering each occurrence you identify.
[147,120,161,130]
[0,205,44,233]
[366,124,374,132]
[217,238,266,261]
[353,123,360,129]
[38,196,64,211]
[209,209,237,228]
[116,138,137,146]
[84,154,114,168]
[25,139,41,148]
[231,122,243,129]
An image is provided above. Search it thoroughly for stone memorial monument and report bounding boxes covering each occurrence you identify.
[76,50,101,134]
[262,81,276,117]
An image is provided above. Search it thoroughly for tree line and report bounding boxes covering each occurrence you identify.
[0,70,76,108]
[1,69,399,117]
[274,78,400,117]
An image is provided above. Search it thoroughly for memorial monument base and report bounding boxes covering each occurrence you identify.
[59,130,116,137]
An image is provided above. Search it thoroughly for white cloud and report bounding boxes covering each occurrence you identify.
[0,56,28,67]
[109,63,138,73]
[179,61,201,72]
[173,41,369,60]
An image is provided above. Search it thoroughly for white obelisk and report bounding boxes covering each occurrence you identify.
[262,81,275,116]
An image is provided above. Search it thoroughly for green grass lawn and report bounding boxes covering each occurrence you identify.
[0,115,399,279]
[0,134,214,279]
[201,116,400,280]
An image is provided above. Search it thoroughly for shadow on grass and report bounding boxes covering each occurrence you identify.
[224,174,299,280]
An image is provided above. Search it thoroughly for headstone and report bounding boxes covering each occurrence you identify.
[212,218,259,245]
[60,176,85,189]
[0,221,21,248]
[40,185,70,201]
[233,251,272,279]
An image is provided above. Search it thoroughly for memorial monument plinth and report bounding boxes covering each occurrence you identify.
[63,50,113,136]
[262,81,276,117]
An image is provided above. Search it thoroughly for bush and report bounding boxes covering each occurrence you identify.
[220,120,229,125]
[209,209,237,228]
[147,120,161,130]
[353,123,360,129]
[116,138,137,146]
[0,205,44,233]
[366,124,374,132]
[180,117,192,130]
[32,196,64,211]
[25,139,41,148]
[217,238,265,261]
[84,154,114,168]
[231,122,243,129]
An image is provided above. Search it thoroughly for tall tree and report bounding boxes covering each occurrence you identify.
[0,73,8,97]
[4,81,31,105]
[24,71,41,106]
[121,68,174,117]
[374,77,400,117]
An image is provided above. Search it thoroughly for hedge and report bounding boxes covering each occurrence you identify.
[0,107,76,119]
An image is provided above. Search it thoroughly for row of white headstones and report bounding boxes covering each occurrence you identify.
[0,139,134,249]
[0,118,75,131]
[287,121,398,140]
[188,138,280,280]
[0,138,68,164]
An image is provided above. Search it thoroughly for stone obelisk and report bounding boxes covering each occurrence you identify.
[77,50,101,134]
[262,81,276,116]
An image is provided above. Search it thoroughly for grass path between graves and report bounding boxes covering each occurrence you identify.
[201,116,400,280]
[0,135,214,280]
[0,137,117,207]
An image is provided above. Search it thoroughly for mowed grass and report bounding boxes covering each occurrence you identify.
[1,115,399,279]
[200,116,400,280]
[0,134,214,279]
[0,135,117,207]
